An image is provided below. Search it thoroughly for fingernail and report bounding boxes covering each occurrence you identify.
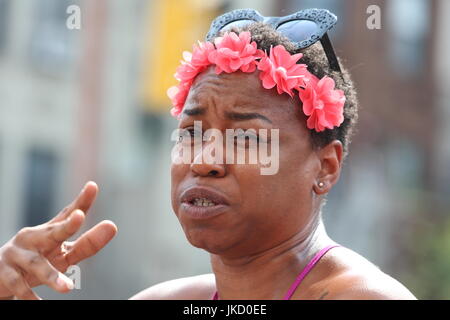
[57,274,74,290]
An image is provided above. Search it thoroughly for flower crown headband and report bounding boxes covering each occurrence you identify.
[167,31,345,132]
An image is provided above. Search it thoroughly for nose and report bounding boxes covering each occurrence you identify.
[190,148,226,178]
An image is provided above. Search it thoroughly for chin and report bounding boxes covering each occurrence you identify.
[183,227,233,254]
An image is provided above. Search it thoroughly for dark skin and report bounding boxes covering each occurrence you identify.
[170,66,341,299]
[0,67,417,300]
[0,182,118,300]
[158,66,416,300]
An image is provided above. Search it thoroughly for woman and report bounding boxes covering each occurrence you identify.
[0,9,416,300]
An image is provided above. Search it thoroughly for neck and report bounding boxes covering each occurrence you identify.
[210,216,335,299]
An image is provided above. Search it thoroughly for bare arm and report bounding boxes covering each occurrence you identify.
[325,272,418,300]
[332,288,417,300]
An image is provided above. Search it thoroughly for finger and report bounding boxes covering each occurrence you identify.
[49,210,86,244]
[65,220,118,266]
[17,210,86,251]
[0,265,41,300]
[12,248,73,293]
[50,181,98,223]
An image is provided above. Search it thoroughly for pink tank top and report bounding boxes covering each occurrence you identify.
[212,244,341,300]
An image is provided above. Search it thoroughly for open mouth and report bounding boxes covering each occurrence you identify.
[190,197,218,207]
[180,186,230,219]
[181,186,229,206]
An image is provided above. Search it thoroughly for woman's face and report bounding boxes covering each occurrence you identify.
[171,66,328,258]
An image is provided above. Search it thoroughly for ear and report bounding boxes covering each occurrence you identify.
[313,140,343,195]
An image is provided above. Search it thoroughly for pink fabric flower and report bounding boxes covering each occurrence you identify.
[168,42,216,117]
[257,45,307,97]
[208,31,264,74]
[167,80,191,117]
[174,42,215,82]
[191,41,216,67]
[167,32,265,116]
[174,62,198,83]
[167,33,346,132]
[298,75,345,132]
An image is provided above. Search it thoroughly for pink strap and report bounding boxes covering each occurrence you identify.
[212,244,341,300]
[282,244,341,300]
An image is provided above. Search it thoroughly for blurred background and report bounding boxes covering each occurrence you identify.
[0,0,449,299]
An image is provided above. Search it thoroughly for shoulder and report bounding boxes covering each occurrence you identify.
[129,273,216,300]
[326,271,417,300]
[320,246,417,300]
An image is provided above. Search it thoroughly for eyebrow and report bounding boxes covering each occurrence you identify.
[183,107,205,116]
[183,107,272,124]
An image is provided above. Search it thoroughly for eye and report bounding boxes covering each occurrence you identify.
[178,127,200,144]
[187,128,196,137]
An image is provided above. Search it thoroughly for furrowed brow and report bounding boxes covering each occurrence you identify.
[224,111,273,124]
[183,107,205,116]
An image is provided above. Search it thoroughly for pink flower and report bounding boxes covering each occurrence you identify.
[168,42,216,117]
[298,75,345,132]
[167,35,347,131]
[167,80,191,117]
[174,42,215,83]
[208,31,264,74]
[257,45,308,97]
[191,41,215,67]
[174,62,199,83]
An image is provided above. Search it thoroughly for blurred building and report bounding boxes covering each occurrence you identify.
[0,0,275,299]
[0,0,81,239]
[0,0,449,299]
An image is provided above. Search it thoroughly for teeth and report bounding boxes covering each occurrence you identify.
[192,198,216,207]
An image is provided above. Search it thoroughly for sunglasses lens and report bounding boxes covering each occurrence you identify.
[221,19,255,32]
[276,20,320,43]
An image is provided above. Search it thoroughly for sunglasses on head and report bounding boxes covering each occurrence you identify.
[206,8,342,73]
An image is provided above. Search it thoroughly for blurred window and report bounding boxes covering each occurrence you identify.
[28,0,78,77]
[387,0,430,76]
[22,148,59,227]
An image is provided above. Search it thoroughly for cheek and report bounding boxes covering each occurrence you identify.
[236,146,316,223]
[249,171,313,237]
[170,163,190,211]
[231,164,288,216]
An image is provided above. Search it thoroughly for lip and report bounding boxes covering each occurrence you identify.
[179,186,230,220]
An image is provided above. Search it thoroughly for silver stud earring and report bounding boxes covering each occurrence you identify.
[318,182,324,188]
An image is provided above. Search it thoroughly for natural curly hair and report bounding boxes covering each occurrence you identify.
[215,22,359,159]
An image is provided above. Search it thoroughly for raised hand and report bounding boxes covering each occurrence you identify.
[0,182,118,299]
